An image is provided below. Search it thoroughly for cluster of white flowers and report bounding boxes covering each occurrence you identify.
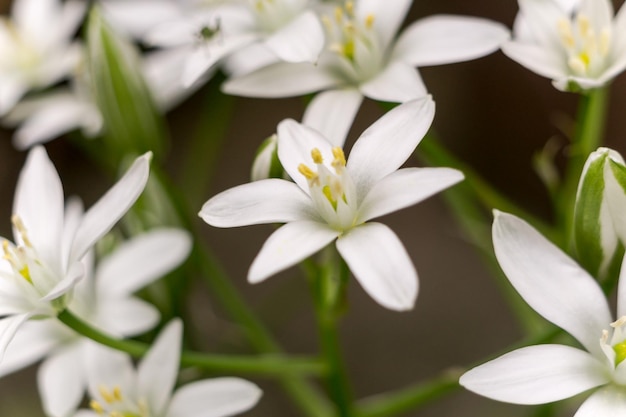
[3,0,626,416]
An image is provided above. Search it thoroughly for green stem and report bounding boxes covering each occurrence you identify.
[57,310,326,376]
[310,248,354,417]
[557,87,609,250]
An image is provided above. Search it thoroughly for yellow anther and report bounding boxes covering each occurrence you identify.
[331,147,346,167]
[99,386,115,404]
[612,316,626,328]
[311,148,323,164]
[365,14,375,29]
[109,412,123,417]
[334,6,343,22]
[577,13,591,36]
[600,28,611,56]
[90,400,105,414]
[11,215,32,248]
[298,164,317,180]
[321,15,332,30]
[113,386,123,402]
[345,1,354,15]
[255,0,264,11]
[557,18,574,47]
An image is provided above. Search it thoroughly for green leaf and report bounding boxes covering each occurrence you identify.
[574,150,617,278]
[86,7,167,161]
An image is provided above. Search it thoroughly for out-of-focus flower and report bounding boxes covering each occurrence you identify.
[0,0,86,115]
[461,211,626,414]
[504,0,626,91]
[0,226,192,417]
[0,147,151,362]
[224,0,509,145]
[200,97,463,311]
[73,320,262,417]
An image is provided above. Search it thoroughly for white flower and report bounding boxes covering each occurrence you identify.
[0,146,151,362]
[0,226,192,417]
[223,0,509,145]
[460,211,626,414]
[503,0,626,91]
[104,0,325,87]
[200,97,463,311]
[74,320,262,417]
[0,0,86,115]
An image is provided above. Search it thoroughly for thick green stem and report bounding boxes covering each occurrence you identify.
[57,310,326,376]
[310,248,354,417]
[557,87,609,250]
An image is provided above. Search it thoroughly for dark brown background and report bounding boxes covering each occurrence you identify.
[1,0,624,416]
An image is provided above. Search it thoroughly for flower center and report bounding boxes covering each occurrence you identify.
[556,12,611,78]
[90,385,149,417]
[2,216,36,284]
[298,147,357,230]
[321,1,382,82]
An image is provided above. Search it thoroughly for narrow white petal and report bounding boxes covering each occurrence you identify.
[12,0,57,45]
[359,167,464,222]
[14,146,64,270]
[222,62,340,98]
[39,341,86,417]
[347,97,435,200]
[101,0,183,39]
[138,319,182,412]
[0,320,61,377]
[277,119,336,193]
[575,386,626,416]
[360,62,428,103]
[493,212,612,356]
[248,221,339,283]
[41,260,84,301]
[302,88,363,147]
[392,15,509,66]
[70,153,151,263]
[96,229,191,296]
[169,377,262,417]
[460,345,609,405]
[264,11,324,63]
[501,41,567,80]
[354,0,412,50]
[94,297,160,337]
[200,179,318,227]
[0,79,28,116]
[336,222,417,311]
[618,252,626,317]
[579,0,614,32]
[0,313,32,362]
[517,0,567,48]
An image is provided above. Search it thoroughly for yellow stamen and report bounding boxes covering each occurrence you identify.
[298,164,317,180]
[113,386,123,402]
[334,6,343,23]
[11,215,32,248]
[331,147,346,168]
[345,1,354,15]
[577,14,591,37]
[90,400,104,414]
[99,386,115,404]
[311,148,323,164]
[557,18,574,47]
[365,14,375,29]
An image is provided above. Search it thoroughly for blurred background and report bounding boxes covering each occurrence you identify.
[1,0,625,416]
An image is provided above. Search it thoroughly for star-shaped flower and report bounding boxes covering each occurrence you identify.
[0,146,151,362]
[200,97,463,310]
[461,211,626,415]
[503,0,626,91]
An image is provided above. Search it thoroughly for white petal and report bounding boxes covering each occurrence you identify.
[96,228,191,296]
[12,0,58,46]
[358,167,464,222]
[336,222,417,311]
[138,319,182,412]
[0,313,32,362]
[94,297,160,337]
[393,15,509,67]
[70,153,151,263]
[302,88,363,147]
[86,342,136,401]
[14,146,64,271]
[168,377,262,417]
[501,41,567,80]
[347,97,435,200]
[575,386,626,417]
[101,0,183,39]
[41,260,84,301]
[39,341,86,417]
[517,0,567,48]
[493,212,612,356]
[277,119,337,195]
[200,179,318,227]
[360,62,428,103]
[264,11,324,63]
[617,252,626,317]
[579,0,614,32]
[248,221,339,283]
[0,320,61,377]
[222,62,340,98]
[354,0,412,50]
[0,79,27,116]
[460,344,609,405]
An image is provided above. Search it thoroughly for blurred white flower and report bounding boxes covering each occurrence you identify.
[504,0,626,91]
[0,147,151,363]
[0,226,192,417]
[224,0,509,145]
[461,211,626,415]
[74,320,262,417]
[0,0,86,115]
[200,97,463,311]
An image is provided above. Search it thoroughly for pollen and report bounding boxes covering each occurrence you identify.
[99,386,116,404]
[91,400,104,414]
[298,164,318,180]
[311,148,323,164]
[11,215,32,248]
[365,14,375,29]
[331,147,346,170]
